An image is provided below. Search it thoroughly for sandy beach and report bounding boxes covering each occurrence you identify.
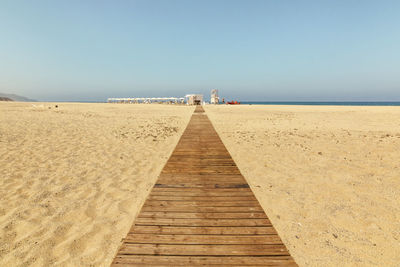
[2,103,400,266]
[0,102,193,266]
[205,105,400,266]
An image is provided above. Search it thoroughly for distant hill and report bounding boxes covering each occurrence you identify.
[0,97,13,101]
[0,93,36,102]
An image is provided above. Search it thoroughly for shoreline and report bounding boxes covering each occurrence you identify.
[4,100,400,107]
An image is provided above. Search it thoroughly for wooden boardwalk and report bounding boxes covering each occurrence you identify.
[112,106,297,266]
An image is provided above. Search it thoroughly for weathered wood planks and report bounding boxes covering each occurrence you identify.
[111,105,297,266]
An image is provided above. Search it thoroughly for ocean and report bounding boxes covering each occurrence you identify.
[240,101,400,106]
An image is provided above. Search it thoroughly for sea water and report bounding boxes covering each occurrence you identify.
[240,101,400,106]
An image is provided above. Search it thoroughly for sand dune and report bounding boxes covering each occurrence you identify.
[205,105,400,267]
[0,102,193,266]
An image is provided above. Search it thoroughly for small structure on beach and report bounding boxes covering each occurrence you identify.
[107,97,184,104]
[185,94,203,105]
[210,89,219,104]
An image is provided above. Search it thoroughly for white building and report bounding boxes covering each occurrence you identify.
[185,94,203,105]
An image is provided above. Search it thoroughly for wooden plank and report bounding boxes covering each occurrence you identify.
[147,196,257,201]
[144,200,260,207]
[150,189,255,197]
[112,256,295,266]
[123,234,283,244]
[162,161,238,166]
[149,193,255,197]
[151,187,252,191]
[138,211,267,219]
[134,218,271,227]
[166,159,236,164]
[141,206,264,213]
[155,177,246,184]
[152,183,251,189]
[118,244,289,256]
[129,226,278,235]
[156,175,247,180]
[112,255,296,266]
[159,171,241,175]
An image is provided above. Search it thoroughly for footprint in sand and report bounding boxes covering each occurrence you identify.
[84,203,97,220]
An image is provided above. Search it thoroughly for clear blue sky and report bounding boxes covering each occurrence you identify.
[1,0,399,101]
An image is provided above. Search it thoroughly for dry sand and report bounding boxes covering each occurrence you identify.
[2,102,399,266]
[0,102,193,266]
[205,105,400,266]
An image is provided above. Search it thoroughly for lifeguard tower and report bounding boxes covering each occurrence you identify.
[210,89,219,104]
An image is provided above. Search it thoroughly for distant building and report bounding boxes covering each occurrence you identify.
[210,89,219,104]
[185,94,203,105]
[107,97,184,104]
